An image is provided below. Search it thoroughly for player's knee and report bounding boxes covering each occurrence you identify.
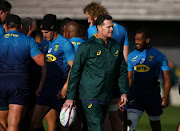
[127,112,139,131]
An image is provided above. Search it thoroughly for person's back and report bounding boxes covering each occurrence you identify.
[0,14,44,131]
[0,30,40,75]
[63,21,85,53]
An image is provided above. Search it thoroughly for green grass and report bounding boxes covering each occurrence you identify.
[137,106,180,131]
[43,105,180,131]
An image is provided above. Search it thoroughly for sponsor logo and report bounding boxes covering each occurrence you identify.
[97,50,101,55]
[4,33,19,38]
[54,45,59,51]
[88,103,92,109]
[45,54,57,62]
[114,50,118,56]
[134,65,150,72]
[131,56,138,62]
[149,56,153,61]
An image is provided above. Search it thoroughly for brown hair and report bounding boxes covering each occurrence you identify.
[83,2,108,23]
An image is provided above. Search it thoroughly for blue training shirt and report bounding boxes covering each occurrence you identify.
[127,47,169,89]
[86,22,128,46]
[69,37,84,53]
[0,24,5,35]
[45,34,75,80]
[0,30,41,75]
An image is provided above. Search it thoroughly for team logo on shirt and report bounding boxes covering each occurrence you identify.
[134,65,150,72]
[114,50,118,56]
[45,54,57,62]
[131,56,138,62]
[140,58,145,64]
[54,45,59,51]
[48,48,52,53]
[97,50,101,55]
[4,33,19,38]
[149,56,153,61]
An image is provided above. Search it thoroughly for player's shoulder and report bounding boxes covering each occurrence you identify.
[55,34,70,45]
[150,47,166,57]
[113,22,126,30]
[87,25,97,32]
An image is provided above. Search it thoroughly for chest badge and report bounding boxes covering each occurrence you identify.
[54,45,59,51]
[97,50,101,55]
[149,56,153,61]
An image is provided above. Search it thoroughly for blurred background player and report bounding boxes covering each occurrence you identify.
[63,20,87,131]
[0,0,12,35]
[83,2,129,131]
[32,14,75,131]
[127,28,171,131]
[0,14,44,131]
[63,21,84,53]
[59,17,73,35]
[21,17,37,36]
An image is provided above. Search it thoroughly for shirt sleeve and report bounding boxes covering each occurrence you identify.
[63,40,75,62]
[127,54,133,71]
[67,42,89,100]
[124,30,129,46]
[29,38,42,58]
[159,54,169,71]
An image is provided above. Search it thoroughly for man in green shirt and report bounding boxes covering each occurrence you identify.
[62,14,129,131]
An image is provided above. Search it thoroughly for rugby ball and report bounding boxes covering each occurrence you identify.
[60,106,76,127]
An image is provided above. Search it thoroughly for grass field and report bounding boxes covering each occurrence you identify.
[43,105,180,131]
[137,105,180,131]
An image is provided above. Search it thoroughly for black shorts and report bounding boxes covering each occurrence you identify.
[0,76,30,110]
[36,79,66,111]
[128,91,162,116]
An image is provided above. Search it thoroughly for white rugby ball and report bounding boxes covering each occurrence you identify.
[60,106,76,127]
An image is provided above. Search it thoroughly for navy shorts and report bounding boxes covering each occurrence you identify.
[36,79,66,111]
[128,90,162,116]
[0,76,30,110]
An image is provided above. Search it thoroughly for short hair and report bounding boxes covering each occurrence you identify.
[96,14,112,27]
[0,0,6,11]
[59,17,73,35]
[21,17,34,30]
[31,30,43,41]
[136,28,152,39]
[5,14,21,29]
[83,2,108,19]
[4,1,12,11]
